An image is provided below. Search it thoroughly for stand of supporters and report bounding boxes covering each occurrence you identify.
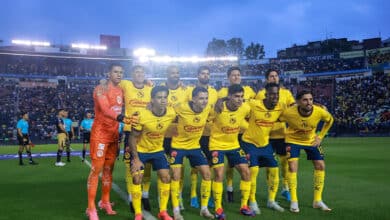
[334,72,390,135]
[242,57,366,76]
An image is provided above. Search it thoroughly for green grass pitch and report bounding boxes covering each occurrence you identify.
[0,137,389,220]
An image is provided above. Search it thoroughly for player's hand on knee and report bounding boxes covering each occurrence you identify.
[130,158,144,175]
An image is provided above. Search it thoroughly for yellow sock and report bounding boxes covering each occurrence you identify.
[190,167,198,198]
[130,184,142,215]
[200,180,211,208]
[240,180,251,208]
[267,167,279,201]
[212,181,223,210]
[226,167,234,190]
[313,170,325,202]
[125,162,134,198]
[249,166,259,203]
[170,180,180,209]
[159,181,171,212]
[142,163,152,195]
[288,172,298,202]
[279,155,289,190]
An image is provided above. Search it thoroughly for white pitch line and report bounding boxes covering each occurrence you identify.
[75,149,157,220]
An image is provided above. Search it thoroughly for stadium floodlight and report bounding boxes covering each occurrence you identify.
[71,43,107,50]
[139,55,238,63]
[12,39,51,47]
[133,48,156,57]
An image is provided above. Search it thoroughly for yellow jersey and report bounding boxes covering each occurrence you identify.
[160,83,188,138]
[119,80,152,131]
[242,99,285,147]
[209,102,250,151]
[186,85,218,136]
[171,102,211,150]
[255,87,295,139]
[279,105,334,146]
[133,107,176,153]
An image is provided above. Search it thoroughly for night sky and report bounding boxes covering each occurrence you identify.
[1,0,389,57]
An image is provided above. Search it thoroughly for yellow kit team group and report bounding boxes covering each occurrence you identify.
[86,64,334,220]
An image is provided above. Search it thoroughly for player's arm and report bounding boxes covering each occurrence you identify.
[129,129,144,174]
[313,112,334,146]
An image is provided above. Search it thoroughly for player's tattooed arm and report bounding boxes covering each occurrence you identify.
[129,130,144,174]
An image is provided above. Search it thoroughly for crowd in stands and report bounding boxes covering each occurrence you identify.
[0,78,96,143]
[1,51,389,143]
[334,72,390,134]
[0,53,130,78]
[242,57,367,76]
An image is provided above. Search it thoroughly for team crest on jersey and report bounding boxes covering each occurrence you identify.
[137,91,144,98]
[229,117,236,124]
[265,112,271,118]
[171,96,177,102]
[156,123,164,130]
[301,120,308,128]
[116,96,122,104]
[193,116,201,123]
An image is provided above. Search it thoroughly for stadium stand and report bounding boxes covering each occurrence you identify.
[0,43,389,144]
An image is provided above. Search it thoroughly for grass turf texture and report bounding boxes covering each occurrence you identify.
[0,137,389,220]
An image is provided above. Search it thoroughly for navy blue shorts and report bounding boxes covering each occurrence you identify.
[286,143,324,160]
[137,151,170,171]
[170,148,208,167]
[241,141,278,167]
[208,148,248,168]
[270,139,287,156]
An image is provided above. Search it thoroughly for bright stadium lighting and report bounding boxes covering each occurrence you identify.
[12,39,51,47]
[133,48,156,57]
[138,55,238,63]
[71,43,107,50]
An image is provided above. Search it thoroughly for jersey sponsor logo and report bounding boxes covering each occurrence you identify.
[146,132,163,139]
[221,126,240,134]
[129,100,149,107]
[184,125,203,132]
[293,128,313,134]
[255,120,274,127]
[265,112,271,118]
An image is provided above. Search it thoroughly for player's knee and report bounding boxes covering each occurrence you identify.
[240,168,251,181]
[133,175,143,185]
[171,169,181,181]
[313,161,325,170]
[200,167,211,180]
[160,175,170,183]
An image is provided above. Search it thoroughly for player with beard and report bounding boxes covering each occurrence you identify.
[279,90,334,213]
